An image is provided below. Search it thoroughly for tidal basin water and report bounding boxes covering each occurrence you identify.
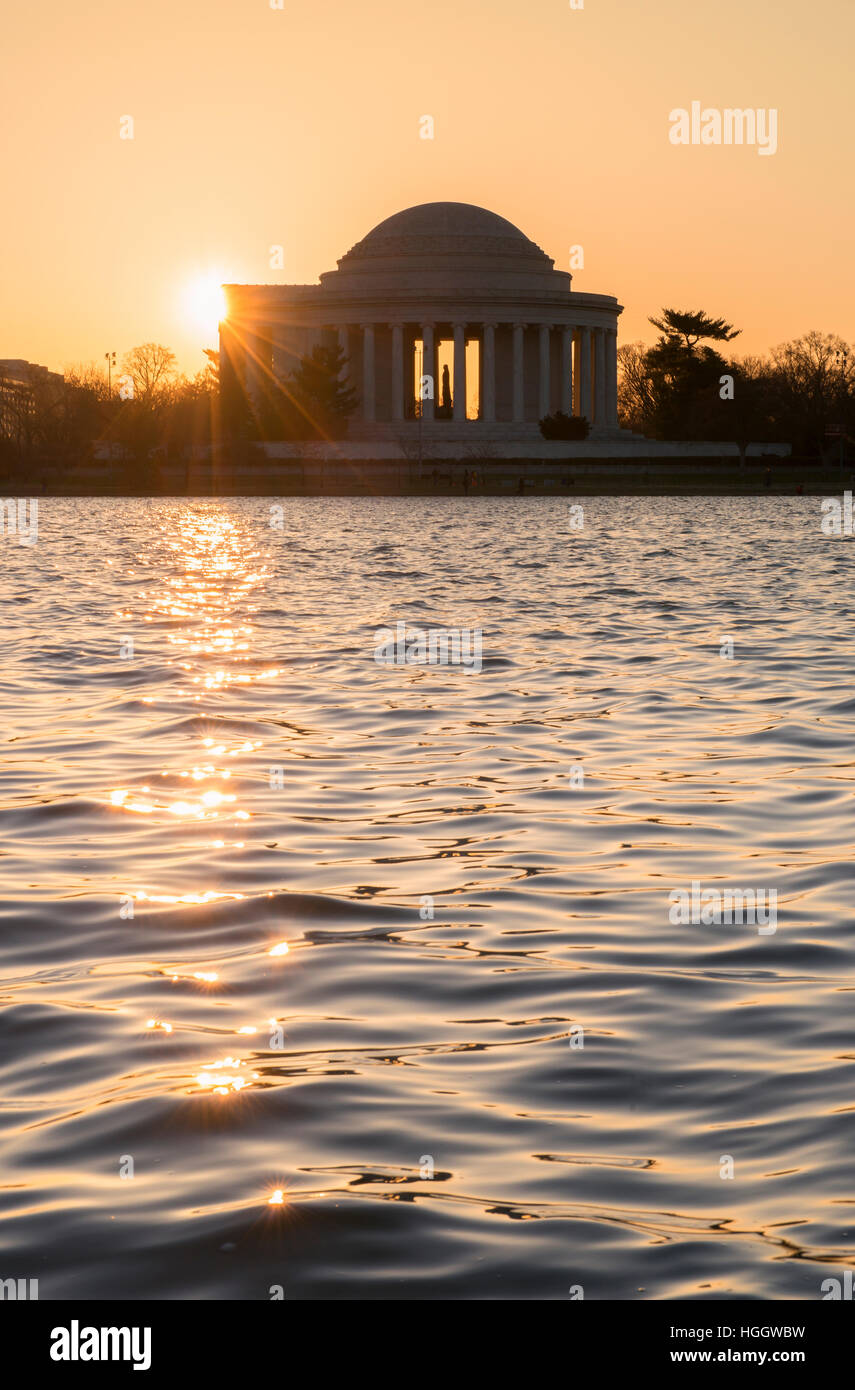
[2,495,854,1301]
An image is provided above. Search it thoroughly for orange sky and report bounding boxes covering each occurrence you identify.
[2,0,852,377]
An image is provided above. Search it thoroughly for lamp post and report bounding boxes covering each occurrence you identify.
[105,350,116,395]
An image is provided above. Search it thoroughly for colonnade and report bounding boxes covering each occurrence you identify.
[250,319,620,430]
[339,321,618,428]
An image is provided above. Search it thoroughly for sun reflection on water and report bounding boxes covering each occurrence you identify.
[106,508,280,827]
[195,1056,261,1095]
[107,508,292,1117]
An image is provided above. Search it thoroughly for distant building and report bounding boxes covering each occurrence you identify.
[0,359,64,388]
[220,201,622,444]
[0,359,65,454]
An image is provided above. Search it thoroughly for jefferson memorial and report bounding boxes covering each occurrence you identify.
[220,201,623,449]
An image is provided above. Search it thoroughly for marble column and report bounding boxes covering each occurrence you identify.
[606,327,619,427]
[421,324,435,422]
[539,325,551,420]
[512,323,525,423]
[482,323,496,423]
[561,327,574,415]
[337,326,349,389]
[579,327,592,423]
[595,328,607,427]
[391,323,404,422]
[361,324,375,422]
[453,322,466,422]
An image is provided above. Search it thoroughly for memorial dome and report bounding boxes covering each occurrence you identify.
[336,201,553,270]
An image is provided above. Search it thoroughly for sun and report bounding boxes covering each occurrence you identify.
[181,272,228,337]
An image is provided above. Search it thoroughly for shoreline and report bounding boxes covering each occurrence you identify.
[2,456,847,497]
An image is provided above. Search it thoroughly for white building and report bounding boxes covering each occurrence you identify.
[220,201,622,447]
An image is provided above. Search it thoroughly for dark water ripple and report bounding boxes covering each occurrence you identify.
[1,495,854,1300]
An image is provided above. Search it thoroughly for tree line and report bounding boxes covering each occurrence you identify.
[0,343,219,469]
[617,310,853,460]
[1,314,852,470]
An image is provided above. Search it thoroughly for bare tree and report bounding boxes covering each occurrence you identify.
[770,331,853,408]
[121,343,177,406]
[617,341,655,432]
[63,362,112,401]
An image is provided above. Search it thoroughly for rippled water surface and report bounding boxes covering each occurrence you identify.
[2,495,854,1300]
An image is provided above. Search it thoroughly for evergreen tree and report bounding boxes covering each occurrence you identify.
[642,308,741,439]
[648,309,740,351]
[288,345,358,438]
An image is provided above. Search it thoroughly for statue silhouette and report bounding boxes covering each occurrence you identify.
[440,363,452,418]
